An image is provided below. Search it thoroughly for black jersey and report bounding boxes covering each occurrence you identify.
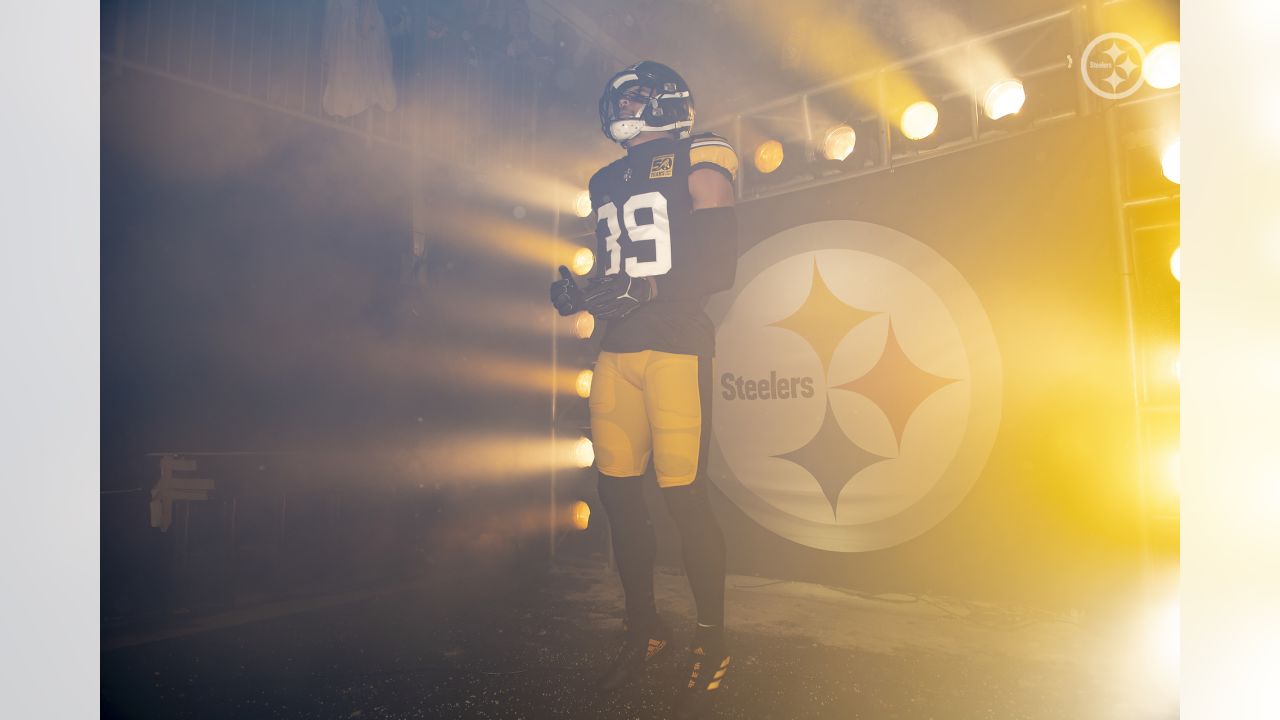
[588,132,738,357]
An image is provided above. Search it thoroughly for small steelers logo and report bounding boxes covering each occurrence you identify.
[1081,32,1147,100]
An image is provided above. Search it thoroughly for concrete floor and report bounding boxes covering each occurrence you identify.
[102,560,1178,719]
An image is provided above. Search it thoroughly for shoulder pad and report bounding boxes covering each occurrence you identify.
[689,133,738,182]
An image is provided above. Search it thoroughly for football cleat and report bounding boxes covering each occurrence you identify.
[597,616,672,691]
[673,645,731,719]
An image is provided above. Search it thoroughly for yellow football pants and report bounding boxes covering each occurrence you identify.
[588,350,712,488]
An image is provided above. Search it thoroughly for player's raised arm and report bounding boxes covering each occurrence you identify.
[652,134,739,301]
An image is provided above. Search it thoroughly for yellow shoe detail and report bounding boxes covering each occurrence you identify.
[686,661,703,689]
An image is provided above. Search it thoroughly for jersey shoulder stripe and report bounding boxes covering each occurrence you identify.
[690,132,733,148]
[689,133,738,182]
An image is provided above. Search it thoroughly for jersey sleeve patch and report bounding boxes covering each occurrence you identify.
[690,136,738,183]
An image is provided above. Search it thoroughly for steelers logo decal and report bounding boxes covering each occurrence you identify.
[706,221,1002,552]
[1080,32,1147,100]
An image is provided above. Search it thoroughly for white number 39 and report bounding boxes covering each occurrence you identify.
[597,191,671,278]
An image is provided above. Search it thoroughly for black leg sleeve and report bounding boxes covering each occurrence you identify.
[661,480,726,628]
[597,473,658,626]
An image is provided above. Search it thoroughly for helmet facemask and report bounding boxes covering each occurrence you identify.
[606,85,652,142]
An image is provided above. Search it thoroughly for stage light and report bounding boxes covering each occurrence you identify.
[571,247,595,275]
[1167,449,1181,495]
[1102,572,1178,714]
[1170,246,1181,282]
[409,431,597,481]
[575,369,593,398]
[754,140,784,173]
[1144,42,1180,90]
[573,311,594,339]
[900,101,939,140]
[571,501,591,530]
[574,437,595,468]
[574,190,593,218]
[822,125,857,161]
[982,79,1025,120]
[1173,356,1181,382]
[1161,139,1180,184]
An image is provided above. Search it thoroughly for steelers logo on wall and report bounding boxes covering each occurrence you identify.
[705,220,1002,552]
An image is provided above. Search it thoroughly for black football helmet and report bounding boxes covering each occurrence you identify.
[599,61,695,144]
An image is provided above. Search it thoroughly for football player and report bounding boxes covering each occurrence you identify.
[550,61,738,718]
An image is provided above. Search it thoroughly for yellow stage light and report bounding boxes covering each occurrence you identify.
[1144,42,1180,90]
[1174,355,1181,382]
[575,369,593,398]
[1162,139,1180,184]
[1170,246,1181,282]
[754,140,784,173]
[573,311,595,339]
[574,437,595,468]
[571,501,591,530]
[822,125,857,161]
[982,79,1026,120]
[574,190,593,218]
[571,247,595,276]
[900,101,939,140]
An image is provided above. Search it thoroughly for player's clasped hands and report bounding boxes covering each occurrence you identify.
[551,267,654,321]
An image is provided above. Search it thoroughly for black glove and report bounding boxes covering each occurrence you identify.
[550,266,584,316]
[582,272,654,321]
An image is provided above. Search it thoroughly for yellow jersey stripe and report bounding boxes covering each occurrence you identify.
[690,145,738,181]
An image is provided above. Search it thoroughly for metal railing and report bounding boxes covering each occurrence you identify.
[705,8,1092,202]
